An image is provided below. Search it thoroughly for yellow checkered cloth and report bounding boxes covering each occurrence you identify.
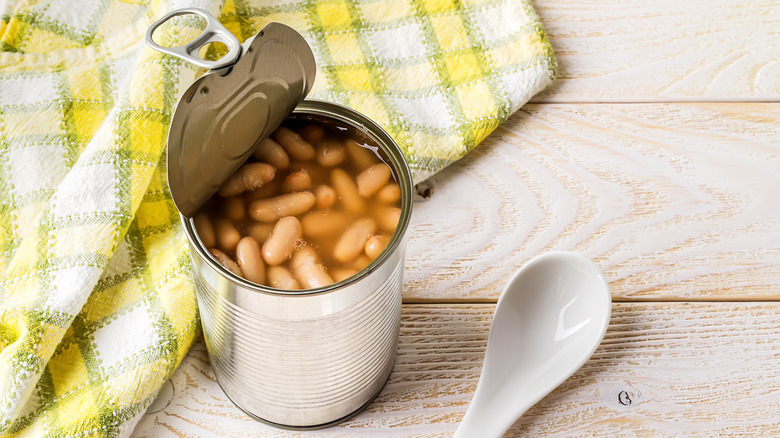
[0,0,554,435]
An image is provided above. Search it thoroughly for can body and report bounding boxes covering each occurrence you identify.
[182,100,413,428]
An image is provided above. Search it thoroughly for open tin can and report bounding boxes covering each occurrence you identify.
[146,9,413,428]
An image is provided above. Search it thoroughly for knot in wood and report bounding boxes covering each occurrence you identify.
[618,390,632,406]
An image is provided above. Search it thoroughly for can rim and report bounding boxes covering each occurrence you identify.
[183,99,413,296]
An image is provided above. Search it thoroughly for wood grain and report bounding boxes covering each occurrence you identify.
[133,303,780,437]
[530,0,780,102]
[405,103,780,301]
[131,2,780,435]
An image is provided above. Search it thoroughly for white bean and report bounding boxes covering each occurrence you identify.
[262,216,302,266]
[331,168,365,214]
[372,205,401,233]
[375,183,401,204]
[243,177,282,202]
[315,185,337,209]
[331,268,358,282]
[316,139,346,167]
[301,210,349,238]
[283,169,312,192]
[218,162,275,197]
[214,217,241,253]
[345,139,378,170]
[334,218,376,264]
[272,126,315,161]
[357,163,391,198]
[248,222,274,244]
[249,191,316,222]
[193,212,216,248]
[291,246,333,288]
[352,254,371,271]
[252,137,290,170]
[268,266,300,290]
[209,248,243,277]
[298,124,325,144]
[289,161,328,184]
[236,236,266,284]
[365,234,391,260]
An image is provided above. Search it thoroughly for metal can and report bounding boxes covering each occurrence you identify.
[182,100,412,428]
[146,9,413,428]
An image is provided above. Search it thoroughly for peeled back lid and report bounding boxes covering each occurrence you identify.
[153,12,316,217]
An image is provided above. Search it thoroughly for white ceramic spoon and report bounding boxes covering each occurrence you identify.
[454,251,611,437]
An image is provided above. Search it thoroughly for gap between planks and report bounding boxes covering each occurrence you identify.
[403,298,780,304]
[529,98,780,104]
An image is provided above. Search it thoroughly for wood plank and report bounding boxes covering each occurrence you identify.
[133,303,780,436]
[529,0,780,102]
[405,103,780,301]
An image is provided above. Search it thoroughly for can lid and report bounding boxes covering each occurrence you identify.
[162,19,316,217]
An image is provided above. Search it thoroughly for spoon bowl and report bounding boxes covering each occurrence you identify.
[454,251,611,437]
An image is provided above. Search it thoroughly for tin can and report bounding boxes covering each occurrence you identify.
[145,9,413,427]
[182,100,412,428]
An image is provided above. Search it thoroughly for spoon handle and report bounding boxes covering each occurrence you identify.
[453,417,511,438]
[453,395,533,438]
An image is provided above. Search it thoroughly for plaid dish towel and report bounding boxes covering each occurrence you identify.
[0,0,554,436]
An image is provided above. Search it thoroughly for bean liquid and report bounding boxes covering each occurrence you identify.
[193,115,403,289]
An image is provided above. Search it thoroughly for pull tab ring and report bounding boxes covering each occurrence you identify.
[145,8,241,70]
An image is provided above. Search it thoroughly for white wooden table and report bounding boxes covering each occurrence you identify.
[133,1,780,436]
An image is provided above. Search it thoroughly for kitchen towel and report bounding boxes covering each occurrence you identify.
[0,0,555,435]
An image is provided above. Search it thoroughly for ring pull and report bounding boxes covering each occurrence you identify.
[144,8,241,70]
